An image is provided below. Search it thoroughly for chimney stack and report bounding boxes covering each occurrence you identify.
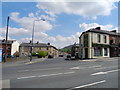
[36,41,39,44]
[95,27,101,30]
[48,43,50,45]
[111,30,116,33]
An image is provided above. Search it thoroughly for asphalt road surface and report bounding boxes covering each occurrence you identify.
[2,57,120,89]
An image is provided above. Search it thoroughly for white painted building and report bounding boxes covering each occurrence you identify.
[0,40,19,57]
[11,40,19,55]
[79,27,110,59]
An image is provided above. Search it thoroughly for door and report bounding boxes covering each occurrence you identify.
[85,48,88,59]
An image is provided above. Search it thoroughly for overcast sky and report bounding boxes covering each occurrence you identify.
[1,0,119,48]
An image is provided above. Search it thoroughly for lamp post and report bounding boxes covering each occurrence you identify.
[4,16,10,62]
[30,19,45,61]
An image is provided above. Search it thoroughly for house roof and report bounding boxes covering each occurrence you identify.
[20,43,58,50]
[80,28,120,38]
[88,28,120,36]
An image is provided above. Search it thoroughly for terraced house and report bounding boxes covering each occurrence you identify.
[19,41,58,57]
[79,27,110,59]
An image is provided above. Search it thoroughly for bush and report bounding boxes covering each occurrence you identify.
[38,51,47,58]
[32,52,37,56]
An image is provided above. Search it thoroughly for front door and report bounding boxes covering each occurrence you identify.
[85,48,88,59]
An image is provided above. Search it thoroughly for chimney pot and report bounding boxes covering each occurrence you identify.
[37,41,39,44]
[48,43,50,45]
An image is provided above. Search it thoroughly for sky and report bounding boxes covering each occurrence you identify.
[1,0,119,48]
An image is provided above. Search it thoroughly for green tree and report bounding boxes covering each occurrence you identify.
[38,51,47,57]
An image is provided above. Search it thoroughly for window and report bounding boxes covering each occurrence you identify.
[84,34,88,47]
[112,37,115,43]
[104,35,107,43]
[104,48,108,56]
[97,34,101,43]
[94,47,102,56]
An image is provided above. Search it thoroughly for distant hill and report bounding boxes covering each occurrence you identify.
[62,44,74,49]
[59,44,74,53]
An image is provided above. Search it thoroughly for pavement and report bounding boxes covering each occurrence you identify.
[2,57,48,67]
[1,57,120,89]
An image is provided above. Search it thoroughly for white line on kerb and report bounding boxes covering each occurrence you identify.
[72,80,106,89]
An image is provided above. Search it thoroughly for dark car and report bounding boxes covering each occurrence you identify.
[65,54,71,60]
[48,55,53,58]
[59,55,64,57]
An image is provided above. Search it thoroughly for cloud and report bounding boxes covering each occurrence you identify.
[19,31,82,48]
[1,23,118,48]
[79,23,115,31]
[36,0,117,19]
[10,12,53,32]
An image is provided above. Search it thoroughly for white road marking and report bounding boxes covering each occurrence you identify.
[70,65,102,70]
[17,76,36,79]
[38,73,63,77]
[18,70,29,72]
[17,67,61,72]
[91,72,107,76]
[91,69,119,76]
[88,65,102,68]
[17,71,75,80]
[72,80,106,89]
[31,67,61,71]
[70,67,80,70]
[63,71,75,74]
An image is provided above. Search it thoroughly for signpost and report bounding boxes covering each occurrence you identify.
[0,49,2,63]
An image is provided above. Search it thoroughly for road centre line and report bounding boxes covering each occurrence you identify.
[70,65,102,70]
[17,71,75,80]
[69,80,106,89]
[17,76,36,79]
[31,67,62,71]
[91,69,120,76]
[17,67,61,72]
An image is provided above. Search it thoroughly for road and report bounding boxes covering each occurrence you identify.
[2,57,120,89]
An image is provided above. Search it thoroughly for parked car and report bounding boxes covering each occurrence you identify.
[59,55,64,57]
[65,54,71,60]
[48,55,53,58]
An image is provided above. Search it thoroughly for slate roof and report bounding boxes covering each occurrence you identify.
[87,28,120,36]
[80,27,120,38]
[20,43,57,50]
[0,40,16,44]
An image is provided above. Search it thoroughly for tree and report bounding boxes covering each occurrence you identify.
[38,51,47,58]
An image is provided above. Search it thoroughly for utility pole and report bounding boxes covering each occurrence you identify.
[4,16,10,62]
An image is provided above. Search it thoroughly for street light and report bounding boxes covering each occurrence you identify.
[4,16,10,62]
[30,19,45,61]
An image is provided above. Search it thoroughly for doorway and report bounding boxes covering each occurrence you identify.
[85,48,88,59]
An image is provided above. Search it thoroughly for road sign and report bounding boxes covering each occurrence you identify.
[0,49,2,62]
